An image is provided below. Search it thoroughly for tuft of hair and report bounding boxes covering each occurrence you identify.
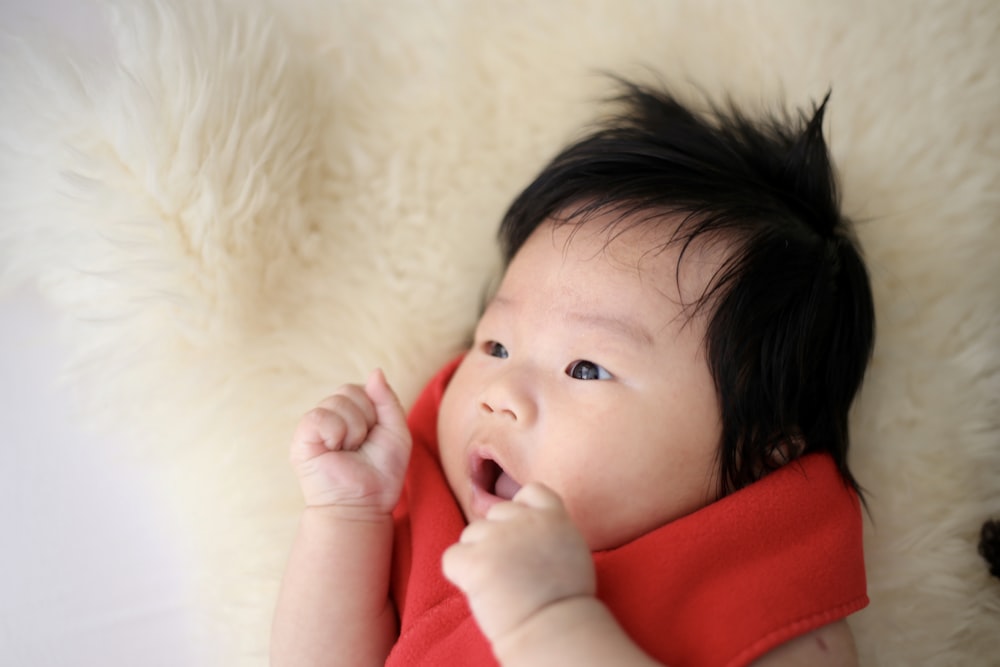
[980,519,1000,579]
[498,79,875,499]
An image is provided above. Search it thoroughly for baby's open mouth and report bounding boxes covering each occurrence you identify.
[472,455,522,501]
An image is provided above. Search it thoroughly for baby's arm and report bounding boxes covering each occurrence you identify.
[442,484,659,667]
[443,484,859,667]
[271,370,411,667]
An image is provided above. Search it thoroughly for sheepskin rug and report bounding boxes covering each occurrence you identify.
[2,0,998,664]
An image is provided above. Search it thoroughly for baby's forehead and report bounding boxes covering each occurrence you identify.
[548,212,732,299]
[482,215,729,339]
[485,214,724,347]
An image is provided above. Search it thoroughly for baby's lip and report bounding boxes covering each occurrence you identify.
[469,449,522,517]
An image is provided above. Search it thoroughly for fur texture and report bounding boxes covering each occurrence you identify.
[2,0,998,664]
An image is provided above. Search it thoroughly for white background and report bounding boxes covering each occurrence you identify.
[1,1,217,665]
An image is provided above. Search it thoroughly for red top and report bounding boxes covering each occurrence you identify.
[389,358,868,667]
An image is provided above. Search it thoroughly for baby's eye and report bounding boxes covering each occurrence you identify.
[566,360,611,381]
[486,341,509,359]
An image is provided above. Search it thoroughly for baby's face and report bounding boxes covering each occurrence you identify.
[438,215,723,551]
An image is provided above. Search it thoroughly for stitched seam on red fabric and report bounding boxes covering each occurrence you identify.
[722,595,870,667]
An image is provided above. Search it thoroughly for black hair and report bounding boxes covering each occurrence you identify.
[497,80,875,499]
[980,519,1000,579]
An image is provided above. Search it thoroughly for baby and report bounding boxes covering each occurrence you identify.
[271,81,875,667]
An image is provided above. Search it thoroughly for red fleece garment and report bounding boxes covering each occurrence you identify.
[388,358,868,667]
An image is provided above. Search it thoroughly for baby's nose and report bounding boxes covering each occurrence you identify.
[479,397,518,420]
[478,372,535,424]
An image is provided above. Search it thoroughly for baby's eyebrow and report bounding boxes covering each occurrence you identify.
[487,294,654,345]
[566,312,654,346]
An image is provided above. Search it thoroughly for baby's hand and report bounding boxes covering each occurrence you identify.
[289,369,411,513]
[442,483,596,646]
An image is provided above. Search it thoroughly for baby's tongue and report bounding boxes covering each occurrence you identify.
[494,471,522,500]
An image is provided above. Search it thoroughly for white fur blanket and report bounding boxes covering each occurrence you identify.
[1,1,998,664]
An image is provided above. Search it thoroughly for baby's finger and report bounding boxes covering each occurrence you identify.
[484,499,530,522]
[457,518,496,545]
[365,369,409,442]
[318,384,378,430]
[441,542,476,591]
[291,407,347,456]
[512,482,564,510]
[317,387,376,446]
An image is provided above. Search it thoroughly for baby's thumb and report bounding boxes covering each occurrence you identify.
[366,369,410,442]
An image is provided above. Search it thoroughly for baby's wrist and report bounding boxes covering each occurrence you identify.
[492,594,649,665]
[298,480,403,516]
[302,503,396,526]
[492,594,600,658]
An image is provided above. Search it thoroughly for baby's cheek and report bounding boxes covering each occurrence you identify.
[436,410,475,519]
[567,478,688,552]
[556,494,619,552]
